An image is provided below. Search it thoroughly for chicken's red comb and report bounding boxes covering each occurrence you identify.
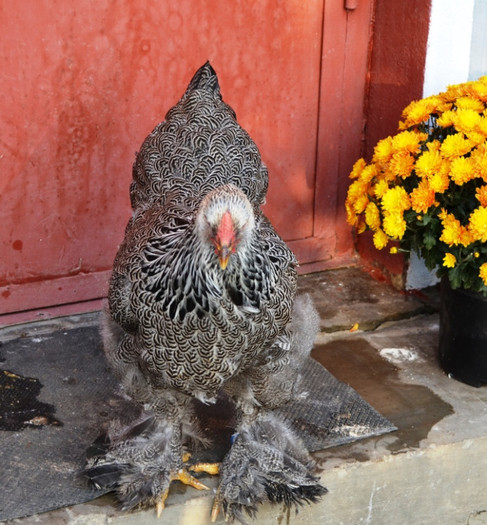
[217,210,235,245]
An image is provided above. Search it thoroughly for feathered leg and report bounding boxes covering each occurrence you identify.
[84,392,213,514]
[216,295,327,523]
[84,309,214,514]
[214,411,326,523]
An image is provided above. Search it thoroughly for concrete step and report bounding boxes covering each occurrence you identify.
[4,267,487,525]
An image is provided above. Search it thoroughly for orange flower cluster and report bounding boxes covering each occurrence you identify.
[345,76,487,292]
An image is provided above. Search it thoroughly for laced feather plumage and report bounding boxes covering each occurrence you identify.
[84,61,326,523]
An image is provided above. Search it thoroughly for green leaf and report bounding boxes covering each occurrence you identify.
[423,231,436,250]
[449,265,462,289]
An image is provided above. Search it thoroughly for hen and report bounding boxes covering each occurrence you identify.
[85,62,326,523]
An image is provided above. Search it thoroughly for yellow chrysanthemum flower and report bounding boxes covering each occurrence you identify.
[400,97,442,128]
[391,130,426,155]
[440,210,473,247]
[429,169,450,194]
[373,229,389,250]
[441,223,462,246]
[450,156,476,185]
[480,263,487,286]
[389,246,398,254]
[454,108,482,135]
[443,253,457,268]
[442,83,466,104]
[347,179,368,203]
[469,206,487,242]
[356,218,367,234]
[426,140,441,153]
[346,179,369,224]
[471,144,487,181]
[436,110,456,128]
[373,179,389,198]
[455,96,485,112]
[438,207,448,221]
[389,152,415,179]
[460,228,474,246]
[358,164,378,184]
[477,116,487,137]
[476,185,487,207]
[440,212,464,246]
[365,202,381,231]
[466,80,487,102]
[465,131,485,146]
[383,167,399,182]
[440,133,474,158]
[410,180,437,214]
[381,186,411,214]
[345,201,358,227]
[415,150,443,178]
[383,212,407,239]
[349,158,367,180]
[351,194,369,215]
[372,137,394,164]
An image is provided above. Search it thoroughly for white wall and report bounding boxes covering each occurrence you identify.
[422,0,474,98]
[469,0,487,80]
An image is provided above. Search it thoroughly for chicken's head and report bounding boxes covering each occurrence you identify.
[196,184,255,270]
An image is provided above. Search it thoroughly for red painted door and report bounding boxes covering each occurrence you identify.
[0,1,374,315]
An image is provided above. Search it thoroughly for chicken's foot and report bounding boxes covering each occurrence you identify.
[155,467,210,518]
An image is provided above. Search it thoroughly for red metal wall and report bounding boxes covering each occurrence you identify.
[1,1,375,316]
[358,0,432,282]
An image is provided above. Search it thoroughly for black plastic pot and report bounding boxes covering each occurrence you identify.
[439,277,487,387]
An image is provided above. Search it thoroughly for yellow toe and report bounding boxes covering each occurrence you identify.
[171,469,210,491]
[211,493,221,523]
[189,462,221,476]
[156,488,169,518]
[152,456,219,517]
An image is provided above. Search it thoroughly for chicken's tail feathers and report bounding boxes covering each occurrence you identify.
[185,61,220,96]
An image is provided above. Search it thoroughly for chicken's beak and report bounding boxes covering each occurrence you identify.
[218,245,231,270]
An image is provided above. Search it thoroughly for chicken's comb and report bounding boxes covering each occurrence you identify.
[217,210,236,245]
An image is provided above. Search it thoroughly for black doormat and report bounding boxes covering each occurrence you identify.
[0,323,395,521]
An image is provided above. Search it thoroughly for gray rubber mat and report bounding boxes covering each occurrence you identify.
[0,324,395,521]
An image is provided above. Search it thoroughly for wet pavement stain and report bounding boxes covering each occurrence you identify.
[312,338,454,454]
[0,369,62,430]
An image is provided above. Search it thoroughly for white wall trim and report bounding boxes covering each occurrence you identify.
[423,0,474,98]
